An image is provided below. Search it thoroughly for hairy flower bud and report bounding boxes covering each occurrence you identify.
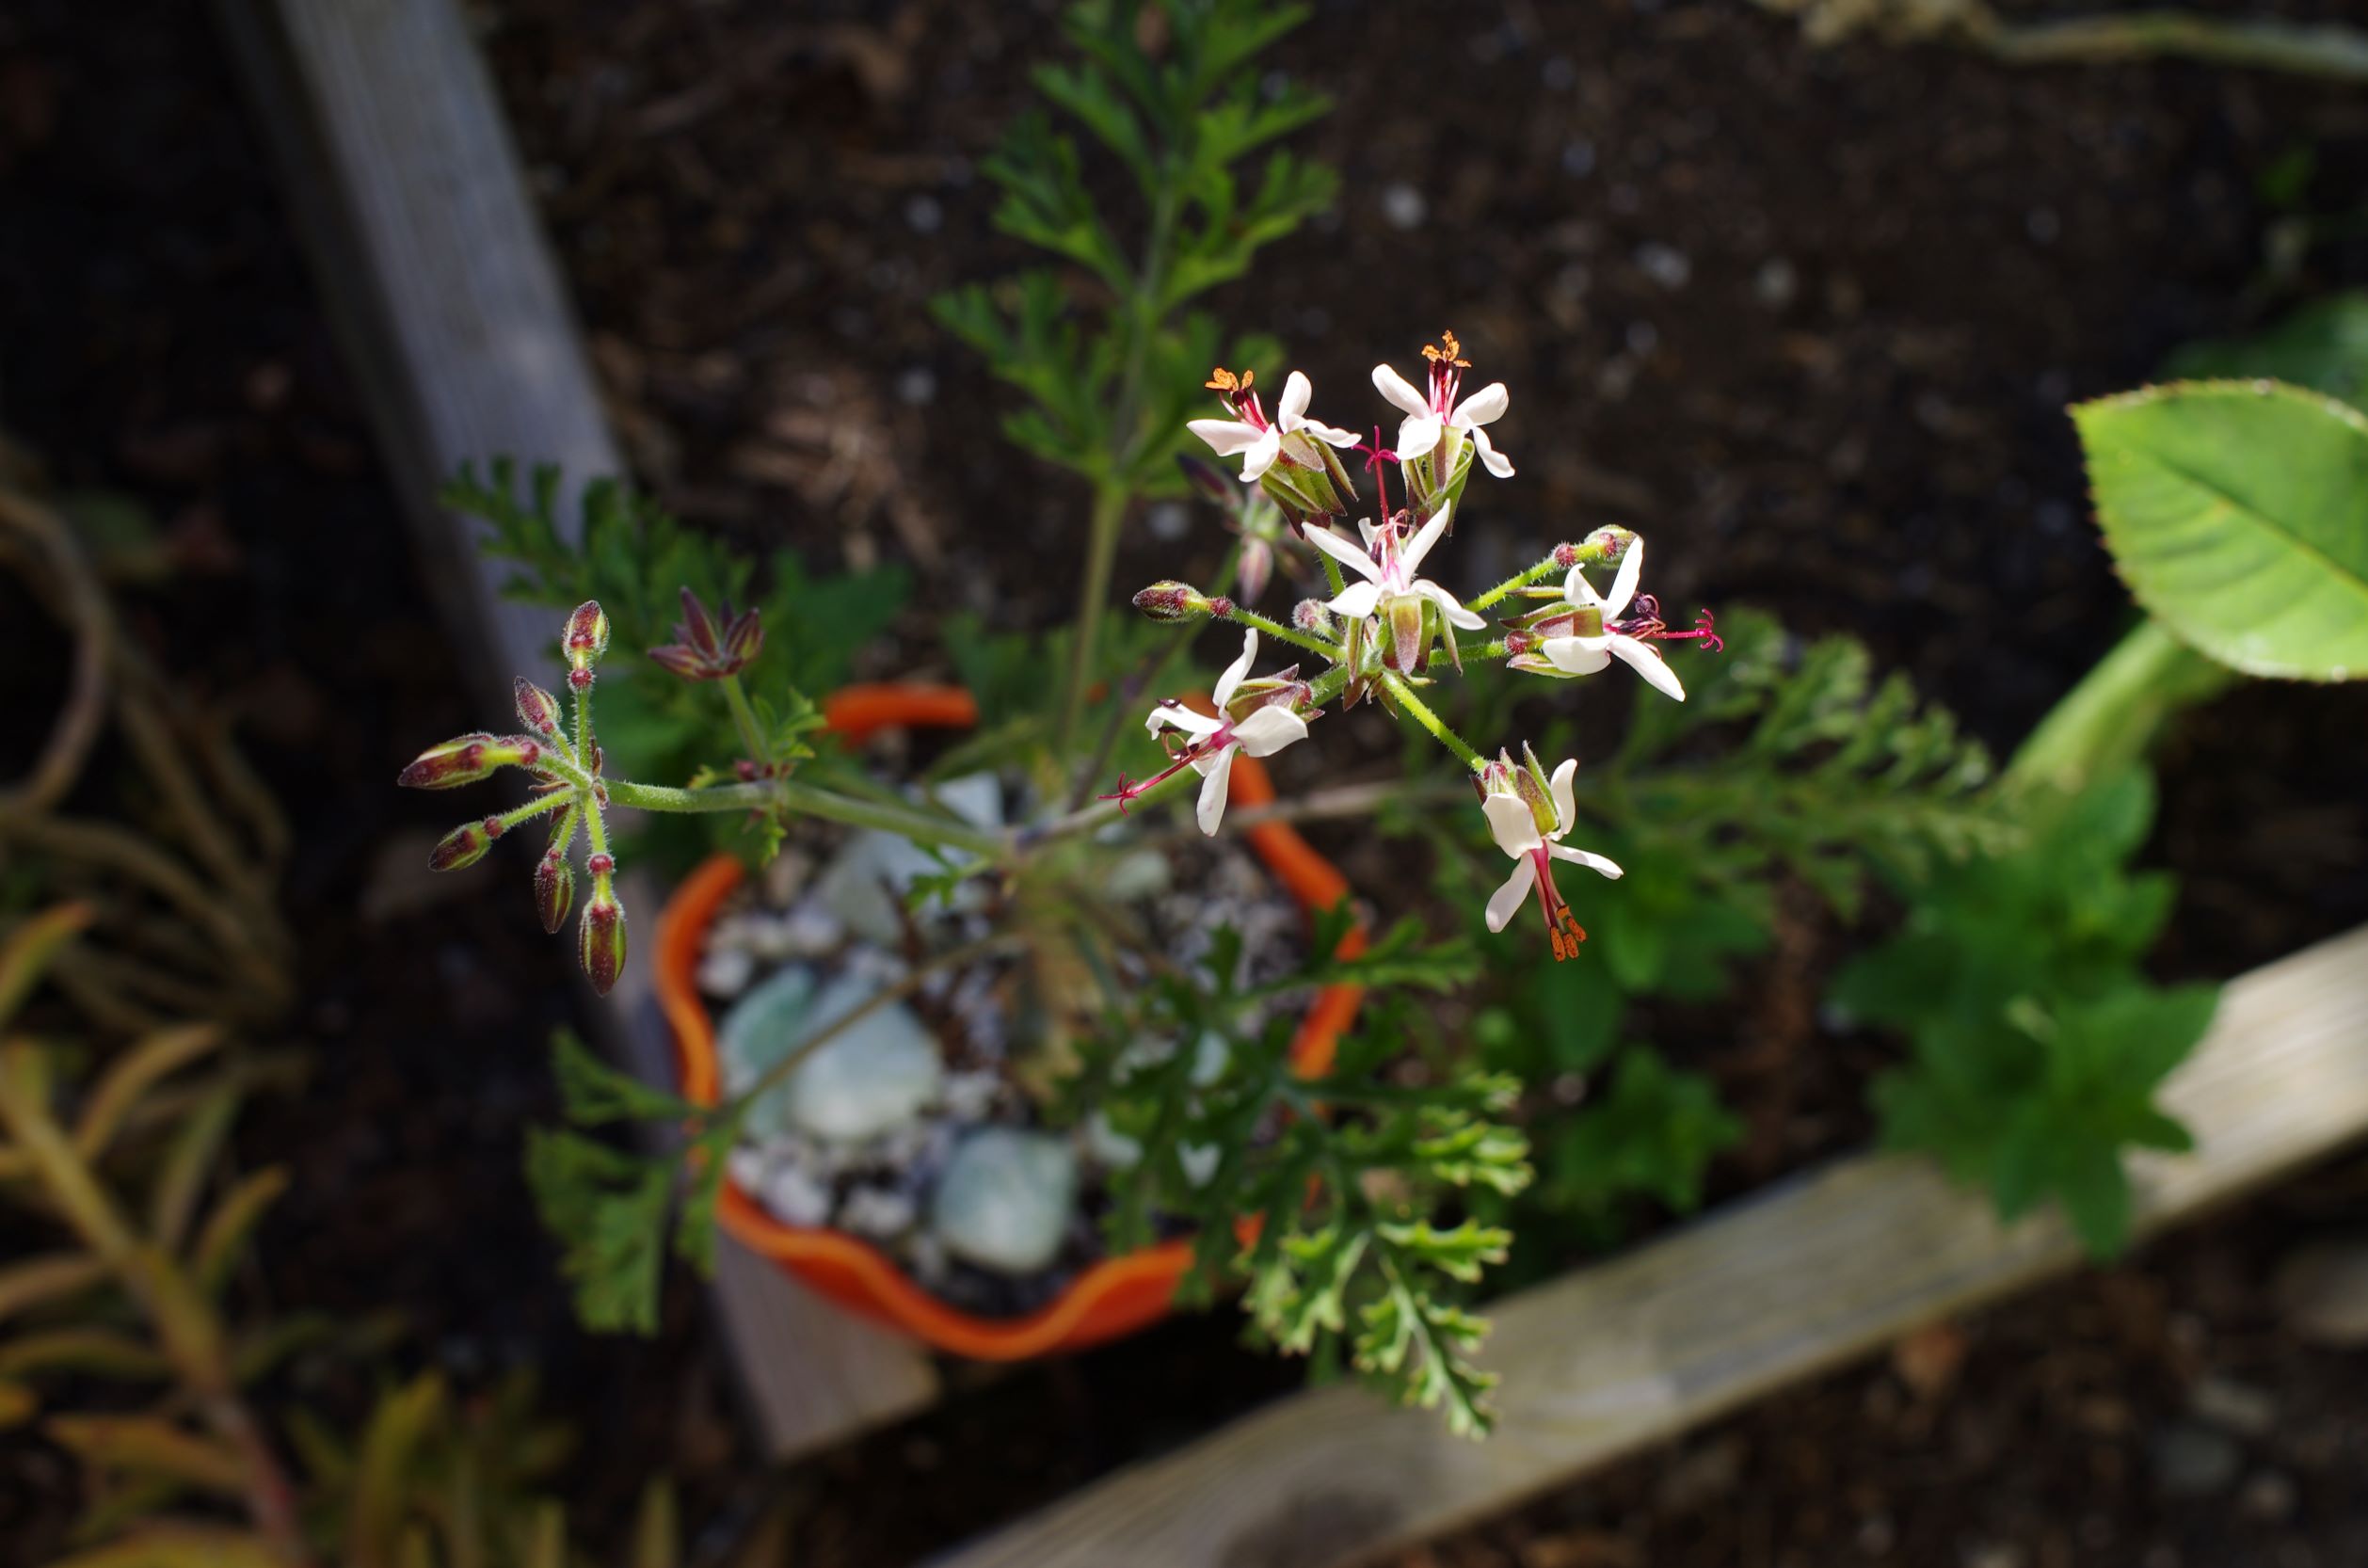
[1292,599,1334,635]
[429,819,493,872]
[535,852,575,935]
[579,895,627,996]
[515,678,564,740]
[564,600,611,668]
[1131,581,1209,623]
[649,587,762,680]
[397,732,541,790]
[1176,452,1235,506]
[1584,526,1633,564]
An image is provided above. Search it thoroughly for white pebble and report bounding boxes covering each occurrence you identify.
[1381,182,1426,231]
[840,1186,919,1239]
[697,944,757,998]
[931,1128,1078,1275]
[762,1164,832,1228]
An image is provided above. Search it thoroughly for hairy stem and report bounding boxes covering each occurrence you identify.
[1058,482,1133,757]
[1378,672,1483,772]
[606,777,1005,858]
[719,674,769,763]
[1219,603,1344,663]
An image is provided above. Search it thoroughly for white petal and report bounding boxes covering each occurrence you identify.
[1195,746,1238,836]
[1231,706,1308,758]
[1456,381,1509,426]
[1395,413,1444,464]
[1371,362,1430,418]
[1325,582,1382,619]
[1400,499,1454,573]
[1610,635,1687,701]
[1472,424,1515,478]
[1605,537,1643,620]
[1541,636,1611,676]
[1549,759,1577,834]
[1212,629,1258,710]
[1357,517,1383,550]
[1277,370,1313,429]
[1189,418,1261,456]
[1484,856,1538,933]
[1481,792,1544,857]
[1562,565,1605,611]
[1416,580,1486,631]
[1304,524,1384,583]
[1238,427,1283,483]
[1299,418,1362,448]
[1147,700,1223,737]
[1548,842,1625,879]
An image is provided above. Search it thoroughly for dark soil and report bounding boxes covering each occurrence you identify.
[4,0,2367,1564]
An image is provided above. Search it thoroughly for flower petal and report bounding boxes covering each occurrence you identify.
[1147,699,1223,737]
[1187,418,1260,457]
[1401,499,1454,573]
[1610,634,1687,701]
[1457,381,1510,426]
[1325,582,1382,619]
[1562,564,1606,611]
[1485,856,1538,933]
[1541,636,1612,676]
[1481,792,1544,857]
[1304,524,1384,583]
[1415,580,1486,631]
[1238,427,1283,483]
[1605,536,1643,621]
[1231,706,1308,758]
[1278,370,1313,429]
[1300,418,1361,448]
[1547,842,1624,879]
[1550,759,1577,834]
[1472,424,1515,478]
[1212,629,1258,710]
[1394,413,1444,464]
[1371,362,1430,418]
[1195,745,1238,836]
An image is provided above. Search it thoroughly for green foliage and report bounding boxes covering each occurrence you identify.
[446,459,910,867]
[2072,380,2368,682]
[931,0,1335,497]
[1069,905,1524,1435]
[1836,770,2217,1256]
[2166,291,2368,408]
[1535,1048,1742,1220]
[520,1034,739,1336]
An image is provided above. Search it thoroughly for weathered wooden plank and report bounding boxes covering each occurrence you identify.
[936,923,2368,1568]
[214,0,937,1455]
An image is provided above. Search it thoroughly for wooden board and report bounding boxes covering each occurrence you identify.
[936,922,2368,1568]
[214,0,937,1456]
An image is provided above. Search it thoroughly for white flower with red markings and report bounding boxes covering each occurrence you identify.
[1509,537,1716,702]
[1109,630,1312,836]
[1373,329,1513,480]
[1188,368,1357,484]
[1305,501,1485,674]
[1478,747,1623,962]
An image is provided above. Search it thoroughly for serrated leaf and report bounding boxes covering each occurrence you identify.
[2073,379,2368,680]
[551,1031,692,1128]
[523,1128,673,1336]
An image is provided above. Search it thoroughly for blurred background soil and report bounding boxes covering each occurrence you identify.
[3,0,2366,1563]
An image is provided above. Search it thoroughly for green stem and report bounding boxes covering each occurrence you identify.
[606,777,1005,859]
[1220,604,1343,663]
[1066,540,1243,812]
[1058,482,1133,756]
[1378,672,1484,772]
[1982,11,2368,80]
[719,674,768,763]
[2004,617,2236,799]
[1465,538,1616,615]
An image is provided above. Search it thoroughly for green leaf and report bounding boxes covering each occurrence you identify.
[2166,291,2368,409]
[2072,379,2368,680]
[551,1031,693,1128]
[522,1129,674,1336]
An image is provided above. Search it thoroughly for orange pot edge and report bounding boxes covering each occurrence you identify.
[652,682,1364,1359]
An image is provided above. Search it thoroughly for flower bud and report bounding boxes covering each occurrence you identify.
[429,819,493,872]
[1238,538,1273,605]
[535,852,575,935]
[1131,582,1209,623]
[563,600,611,668]
[649,588,762,680]
[1292,599,1334,635]
[396,732,543,790]
[1583,526,1633,564]
[579,895,627,996]
[515,678,564,740]
[1176,453,1235,506]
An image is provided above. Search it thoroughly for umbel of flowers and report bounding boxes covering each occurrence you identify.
[1128,330,1722,960]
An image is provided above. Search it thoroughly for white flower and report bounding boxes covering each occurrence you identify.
[1143,630,1310,835]
[1188,370,1357,484]
[1304,501,1485,670]
[1478,753,1623,961]
[1372,332,1513,479]
[1522,537,1687,702]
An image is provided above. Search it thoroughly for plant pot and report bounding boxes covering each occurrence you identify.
[656,682,1366,1360]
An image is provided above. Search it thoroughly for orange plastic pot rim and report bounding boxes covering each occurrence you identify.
[654,683,1364,1361]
